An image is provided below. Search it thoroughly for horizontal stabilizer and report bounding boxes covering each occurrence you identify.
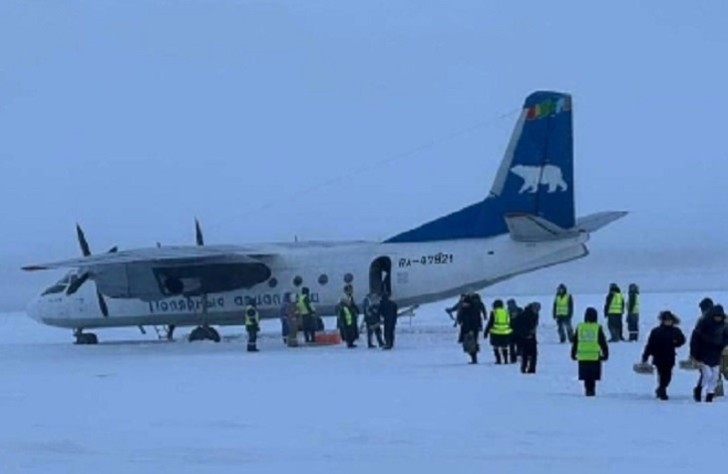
[505,214,580,242]
[575,211,628,233]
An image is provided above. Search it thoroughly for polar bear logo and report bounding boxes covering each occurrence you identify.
[509,164,568,194]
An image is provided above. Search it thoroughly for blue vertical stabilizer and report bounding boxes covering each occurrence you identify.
[386,91,575,243]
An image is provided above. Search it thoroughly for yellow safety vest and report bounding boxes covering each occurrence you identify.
[555,294,570,317]
[576,322,601,361]
[491,308,512,335]
[297,294,312,316]
[608,292,624,315]
[244,305,259,327]
[630,294,640,315]
[341,306,353,326]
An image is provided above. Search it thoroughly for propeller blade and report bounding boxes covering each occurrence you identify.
[65,272,90,295]
[76,224,92,256]
[195,218,204,246]
[97,290,109,318]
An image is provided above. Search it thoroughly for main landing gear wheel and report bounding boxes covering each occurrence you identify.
[188,326,221,343]
[74,330,98,345]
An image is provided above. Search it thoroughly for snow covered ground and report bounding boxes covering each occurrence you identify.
[1,290,727,474]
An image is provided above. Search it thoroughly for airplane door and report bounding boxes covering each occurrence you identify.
[369,257,392,296]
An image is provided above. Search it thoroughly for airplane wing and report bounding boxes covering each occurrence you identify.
[23,245,279,302]
[22,245,271,271]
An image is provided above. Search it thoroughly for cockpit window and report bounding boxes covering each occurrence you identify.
[41,273,73,296]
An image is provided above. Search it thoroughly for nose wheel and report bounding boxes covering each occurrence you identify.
[73,329,98,345]
[188,325,221,343]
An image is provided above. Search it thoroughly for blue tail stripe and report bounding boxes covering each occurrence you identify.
[386,91,575,243]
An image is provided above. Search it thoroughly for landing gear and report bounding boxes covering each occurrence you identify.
[73,329,98,345]
[153,324,176,341]
[188,325,221,343]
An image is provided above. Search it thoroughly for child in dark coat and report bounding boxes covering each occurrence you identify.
[641,311,686,400]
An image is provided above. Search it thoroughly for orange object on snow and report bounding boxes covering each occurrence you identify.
[313,331,342,345]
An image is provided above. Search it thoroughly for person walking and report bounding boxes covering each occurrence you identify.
[571,307,609,396]
[641,311,685,400]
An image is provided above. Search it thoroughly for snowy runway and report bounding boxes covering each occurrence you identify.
[1,291,725,473]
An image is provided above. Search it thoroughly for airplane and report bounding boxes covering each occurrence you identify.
[23,90,626,345]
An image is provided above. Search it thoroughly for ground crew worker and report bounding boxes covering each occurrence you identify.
[553,284,574,343]
[604,283,625,342]
[362,293,384,348]
[244,303,260,352]
[571,307,609,396]
[340,284,360,340]
[380,293,399,350]
[627,283,640,341]
[297,287,317,343]
[485,299,513,364]
[338,297,358,348]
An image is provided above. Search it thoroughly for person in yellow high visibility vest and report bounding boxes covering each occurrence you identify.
[604,283,625,342]
[484,299,513,364]
[571,307,609,396]
[338,297,358,348]
[244,303,260,352]
[627,283,640,341]
[297,287,317,343]
[552,284,574,343]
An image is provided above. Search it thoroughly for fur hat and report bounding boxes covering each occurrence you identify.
[658,310,680,325]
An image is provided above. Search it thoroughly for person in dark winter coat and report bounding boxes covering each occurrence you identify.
[690,297,715,391]
[362,293,384,348]
[338,297,358,348]
[446,294,466,323]
[641,311,686,400]
[571,307,609,396]
[485,299,513,364]
[457,294,483,364]
[516,302,540,374]
[690,304,728,402]
[507,299,523,360]
[380,293,398,350]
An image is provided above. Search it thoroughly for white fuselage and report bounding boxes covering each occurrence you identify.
[27,233,589,330]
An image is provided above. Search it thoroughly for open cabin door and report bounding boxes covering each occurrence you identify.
[369,256,392,296]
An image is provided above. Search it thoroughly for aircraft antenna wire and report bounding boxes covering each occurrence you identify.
[205,107,519,232]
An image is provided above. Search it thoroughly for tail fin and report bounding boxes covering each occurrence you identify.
[386,91,575,243]
[490,91,574,229]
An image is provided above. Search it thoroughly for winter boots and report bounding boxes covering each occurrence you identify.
[694,385,702,402]
[655,387,668,401]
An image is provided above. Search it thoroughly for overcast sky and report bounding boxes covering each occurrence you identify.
[2,1,727,311]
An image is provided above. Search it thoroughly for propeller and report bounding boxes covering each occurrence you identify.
[195,218,204,246]
[65,224,114,318]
